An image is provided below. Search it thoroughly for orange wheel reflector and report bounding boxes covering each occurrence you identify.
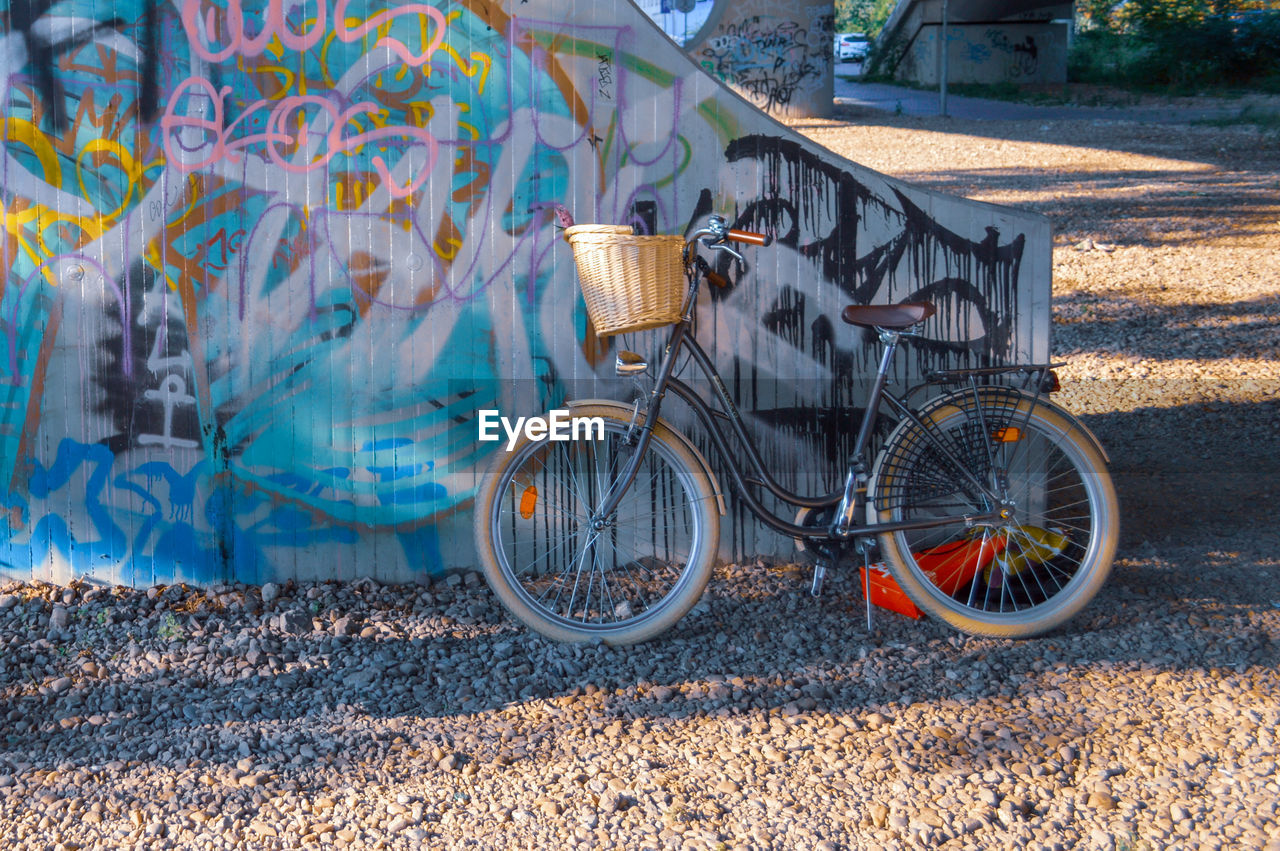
[519,486,538,519]
[993,426,1022,443]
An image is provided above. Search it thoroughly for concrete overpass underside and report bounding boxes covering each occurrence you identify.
[878,0,1074,86]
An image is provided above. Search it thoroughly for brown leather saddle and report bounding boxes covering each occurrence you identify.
[841,302,936,329]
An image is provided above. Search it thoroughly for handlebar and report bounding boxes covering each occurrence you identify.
[686,214,772,255]
[682,214,774,287]
[726,228,772,247]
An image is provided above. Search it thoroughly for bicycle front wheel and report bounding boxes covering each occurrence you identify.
[473,404,719,645]
[872,388,1118,638]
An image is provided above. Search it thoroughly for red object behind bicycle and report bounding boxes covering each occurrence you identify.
[863,537,1006,619]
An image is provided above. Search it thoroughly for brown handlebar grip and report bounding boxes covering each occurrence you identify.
[727,228,772,247]
[705,269,730,288]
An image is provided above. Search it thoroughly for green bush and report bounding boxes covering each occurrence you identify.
[1069,5,1280,91]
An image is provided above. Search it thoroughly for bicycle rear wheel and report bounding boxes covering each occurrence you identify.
[872,388,1118,638]
[474,405,719,645]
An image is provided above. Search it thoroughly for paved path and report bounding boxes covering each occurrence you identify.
[832,72,1269,123]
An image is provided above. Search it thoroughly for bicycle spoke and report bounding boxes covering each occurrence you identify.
[506,489,587,525]
[879,395,1114,633]
[482,412,716,639]
[523,445,595,509]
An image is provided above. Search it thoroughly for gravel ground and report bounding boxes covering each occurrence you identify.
[3,110,1280,851]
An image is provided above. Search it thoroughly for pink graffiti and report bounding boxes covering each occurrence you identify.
[180,0,447,66]
[160,77,439,199]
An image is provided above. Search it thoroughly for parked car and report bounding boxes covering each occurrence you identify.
[834,33,870,63]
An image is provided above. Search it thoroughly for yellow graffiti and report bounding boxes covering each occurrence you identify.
[335,177,385,210]
[407,102,435,125]
[143,242,170,290]
[4,118,62,187]
[434,235,462,260]
[35,208,104,255]
[2,202,103,286]
[323,15,404,88]
[76,139,145,224]
[1,205,43,275]
[437,45,491,96]
[320,30,343,87]
[256,64,298,97]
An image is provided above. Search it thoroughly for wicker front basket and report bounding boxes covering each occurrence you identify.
[564,224,687,336]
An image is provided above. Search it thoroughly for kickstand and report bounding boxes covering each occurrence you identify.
[810,560,827,597]
[859,540,875,634]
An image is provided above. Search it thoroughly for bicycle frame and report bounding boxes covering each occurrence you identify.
[590,314,1012,543]
[478,216,1116,644]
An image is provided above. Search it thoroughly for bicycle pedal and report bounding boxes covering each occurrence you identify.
[810,563,827,597]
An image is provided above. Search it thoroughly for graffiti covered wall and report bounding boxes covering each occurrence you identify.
[695,0,835,118]
[0,0,1049,587]
[895,22,1068,85]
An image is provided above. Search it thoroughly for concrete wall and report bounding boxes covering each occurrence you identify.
[685,0,836,118]
[896,22,1068,85]
[0,0,1049,588]
[876,0,1071,85]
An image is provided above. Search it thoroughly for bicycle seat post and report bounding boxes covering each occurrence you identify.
[832,327,902,537]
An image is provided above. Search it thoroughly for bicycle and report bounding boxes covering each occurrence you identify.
[473,215,1119,644]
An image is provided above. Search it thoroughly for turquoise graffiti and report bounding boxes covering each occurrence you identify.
[1,1,1048,586]
[1,1,569,582]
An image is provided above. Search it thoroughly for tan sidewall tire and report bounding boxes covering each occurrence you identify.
[874,399,1119,638]
[472,405,719,645]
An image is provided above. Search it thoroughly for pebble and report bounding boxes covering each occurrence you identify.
[278,610,313,634]
[864,712,891,730]
[261,583,281,604]
[1088,791,1119,811]
[333,615,361,636]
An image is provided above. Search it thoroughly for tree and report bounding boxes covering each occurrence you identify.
[835,0,899,36]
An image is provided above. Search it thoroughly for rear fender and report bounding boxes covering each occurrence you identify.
[916,388,1110,464]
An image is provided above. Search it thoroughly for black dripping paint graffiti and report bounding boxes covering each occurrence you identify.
[6,0,163,132]
[669,134,1030,521]
[723,134,1023,366]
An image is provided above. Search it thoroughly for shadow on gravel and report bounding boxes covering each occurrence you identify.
[3,547,1278,840]
[1053,292,1280,361]
[1078,398,1280,549]
[11,559,1276,740]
